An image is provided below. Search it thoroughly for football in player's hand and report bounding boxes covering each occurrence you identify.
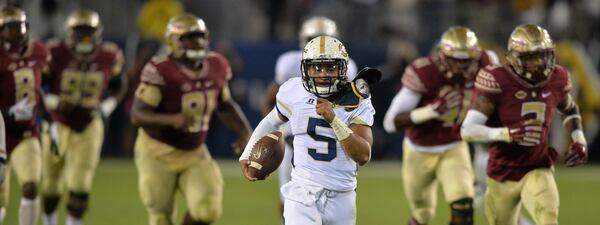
[248,131,284,180]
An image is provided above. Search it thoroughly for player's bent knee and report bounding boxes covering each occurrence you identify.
[67,192,89,218]
[536,207,558,225]
[412,207,435,224]
[449,198,473,225]
[22,182,37,199]
[189,197,222,223]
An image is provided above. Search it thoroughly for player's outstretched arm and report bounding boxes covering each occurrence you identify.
[238,108,287,181]
[383,87,462,133]
[461,95,511,143]
[383,87,422,133]
[316,98,372,166]
[216,84,252,155]
[558,94,588,167]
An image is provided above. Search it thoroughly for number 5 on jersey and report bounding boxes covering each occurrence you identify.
[307,117,337,161]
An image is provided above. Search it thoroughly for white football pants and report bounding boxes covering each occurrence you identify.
[281,181,356,225]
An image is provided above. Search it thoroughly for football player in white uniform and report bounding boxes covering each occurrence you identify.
[241,36,374,225]
[260,18,358,213]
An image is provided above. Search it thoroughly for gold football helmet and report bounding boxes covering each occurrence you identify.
[165,14,208,60]
[64,9,103,54]
[506,24,555,84]
[0,6,28,53]
[299,16,338,48]
[438,26,481,82]
[301,36,349,97]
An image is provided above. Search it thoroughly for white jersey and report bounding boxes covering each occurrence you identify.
[275,50,358,85]
[275,78,375,191]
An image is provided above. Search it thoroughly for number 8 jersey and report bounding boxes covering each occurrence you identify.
[275,77,375,191]
[0,41,49,153]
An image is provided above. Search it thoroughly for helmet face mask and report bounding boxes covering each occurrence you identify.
[302,59,347,97]
[507,24,555,85]
[510,49,555,84]
[165,14,209,68]
[301,36,349,98]
[438,26,481,82]
[179,31,208,62]
[0,7,28,54]
[441,54,479,83]
[64,9,102,54]
[70,25,99,53]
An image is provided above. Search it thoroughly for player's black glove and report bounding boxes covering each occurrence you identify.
[333,67,382,110]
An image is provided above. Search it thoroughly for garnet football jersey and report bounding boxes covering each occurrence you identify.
[474,64,572,181]
[138,53,231,150]
[0,41,49,153]
[46,40,124,131]
[401,52,496,148]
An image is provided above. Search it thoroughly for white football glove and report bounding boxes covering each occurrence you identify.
[43,94,60,111]
[100,97,118,117]
[9,98,35,121]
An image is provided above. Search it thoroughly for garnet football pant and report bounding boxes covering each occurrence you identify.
[0,137,42,206]
[41,117,103,195]
[281,180,356,225]
[134,129,224,225]
[402,140,474,224]
[485,168,559,225]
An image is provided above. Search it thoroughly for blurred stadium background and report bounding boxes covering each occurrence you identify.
[3,0,600,224]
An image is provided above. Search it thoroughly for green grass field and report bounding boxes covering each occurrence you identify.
[4,159,600,225]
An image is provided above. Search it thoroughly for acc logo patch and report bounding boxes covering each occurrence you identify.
[515,90,527,100]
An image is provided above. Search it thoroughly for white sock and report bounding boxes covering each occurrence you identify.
[42,210,58,225]
[0,207,5,225]
[66,215,83,225]
[19,198,37,225]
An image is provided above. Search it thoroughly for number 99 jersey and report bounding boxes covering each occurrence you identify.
[275,78,375,191]
[0,41,49,153]
[135,52,232,150]
[474,64,572,182]
[45,40,124,131]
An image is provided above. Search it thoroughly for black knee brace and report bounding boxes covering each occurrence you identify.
[67,192,89,218]
[449,198,473,225]
[22,182,37,199]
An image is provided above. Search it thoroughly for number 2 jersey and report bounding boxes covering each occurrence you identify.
[275,78,375,191]
[0,41,49,153]
[474,64,572,182]
[136,53,231,150]
[45,40,124,131]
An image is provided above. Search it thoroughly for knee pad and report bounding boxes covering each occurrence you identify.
[67,192,89,218]
[22,182,37,199]
[449,198,473,225]
[189,197,222,223]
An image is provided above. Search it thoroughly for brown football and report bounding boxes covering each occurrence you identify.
[248,131,284,180]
